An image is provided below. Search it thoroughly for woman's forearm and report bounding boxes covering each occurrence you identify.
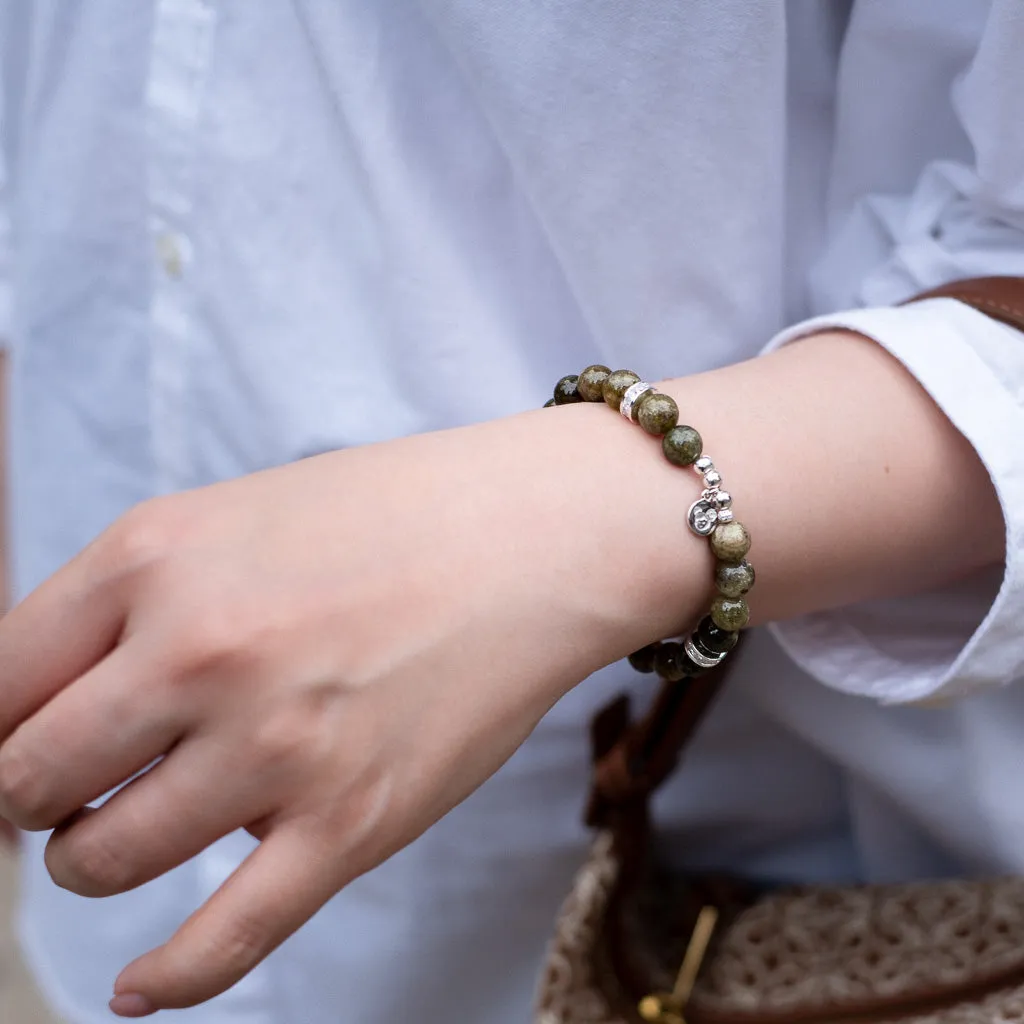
[0,331,1004,1009]
[537,330,1004,650]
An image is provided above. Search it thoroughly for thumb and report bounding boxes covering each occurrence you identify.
[109,824,347,1016]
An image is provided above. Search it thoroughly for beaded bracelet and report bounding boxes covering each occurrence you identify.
[544,366,754,682]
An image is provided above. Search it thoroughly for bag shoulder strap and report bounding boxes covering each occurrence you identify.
[902,275,1024,333]
[589,275,1024,818]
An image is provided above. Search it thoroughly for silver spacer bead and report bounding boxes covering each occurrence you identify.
[713,490,732,509]
[694,456,714,474]
[684,636,727,669]
[703,469,722,489]
[717,508,735,524]
[619,381,654,421]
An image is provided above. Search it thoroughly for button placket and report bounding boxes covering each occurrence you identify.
[145,0,214,496]
[142,3,279,1017]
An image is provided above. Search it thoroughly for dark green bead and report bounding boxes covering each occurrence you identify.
[553,375,583,405]
[602,369,641,409]
[710,521,751,564]
[697,616,739,654]
[689,634,721,663]
[577,364,612,402]
[676,648,709,677]
[654,642,687,681]
[636,392,679,436]
[628,643,659,674]
[662,425,703,467]
[711,596,750,632]
[543,398,557,408]
[715,560,755,598]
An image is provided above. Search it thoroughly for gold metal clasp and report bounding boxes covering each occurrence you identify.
[638,905,719,1024]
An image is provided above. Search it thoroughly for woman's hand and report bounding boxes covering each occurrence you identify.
[0,405,704,1016]
[0,331,1003,1017]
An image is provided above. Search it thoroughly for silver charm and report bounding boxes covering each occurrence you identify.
[685,636,727,669]
[688,497,719,536]
[619,380,654,420]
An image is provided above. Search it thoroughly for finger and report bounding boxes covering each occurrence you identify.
[0,541,127,741]
[0,642,187,830]
[45,732,276,898]
[111,824,346,1013]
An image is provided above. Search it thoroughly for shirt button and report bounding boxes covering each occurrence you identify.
[156,231,186,279]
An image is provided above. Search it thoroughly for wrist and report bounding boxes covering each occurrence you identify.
[516,399,715,671]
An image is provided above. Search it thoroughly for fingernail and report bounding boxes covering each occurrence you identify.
[109,992,157,1017]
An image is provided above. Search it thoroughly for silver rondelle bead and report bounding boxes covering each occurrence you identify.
[694,456,714,474]
[717,508,735,524]
[703,469,722,488]
[684,636,727,669]
[713,490,732,510]
[619,381,654,421]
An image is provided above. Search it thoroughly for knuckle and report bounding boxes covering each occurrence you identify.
[175,607,255,677]
[252,686,344,772]
[252,711,314,771]
[173,600,297,680]
[102,499,182,577]
[212,912,273,978]
[50,829,138,897]
[0,748,51,829]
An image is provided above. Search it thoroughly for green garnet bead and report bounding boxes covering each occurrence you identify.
[553,374,583,405]
[654,642,688,681]
[711,596,750,632]
[662,425,703,467]
[710,521,751,564]
[543,398,556,408]
[636,392,679,436]
[577,364,612,402]
[715,560,755,598]
[602,369,641,409]
[696,615,739,655]
[628,643,659,674]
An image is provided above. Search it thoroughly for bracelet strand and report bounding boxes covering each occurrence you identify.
[544,366,754,681]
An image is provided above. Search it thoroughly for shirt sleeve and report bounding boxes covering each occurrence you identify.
[0,57,12,345]
[763,1,1024,706]
[0,16,12,346]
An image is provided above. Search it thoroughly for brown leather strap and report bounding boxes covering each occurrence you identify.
[589,274,1024,818]
[586,662,733,827]
[903,275,1024,333]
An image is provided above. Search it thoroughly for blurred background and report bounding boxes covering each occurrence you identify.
[1,845,58,1023]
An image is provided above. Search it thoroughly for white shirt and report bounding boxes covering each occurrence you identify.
[2,2,1024,1022]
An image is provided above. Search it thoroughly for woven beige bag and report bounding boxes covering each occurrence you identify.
[537,825,1024,1023]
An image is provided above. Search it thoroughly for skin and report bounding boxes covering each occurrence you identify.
[0,331,1005,1016]
[0,352,11,848]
